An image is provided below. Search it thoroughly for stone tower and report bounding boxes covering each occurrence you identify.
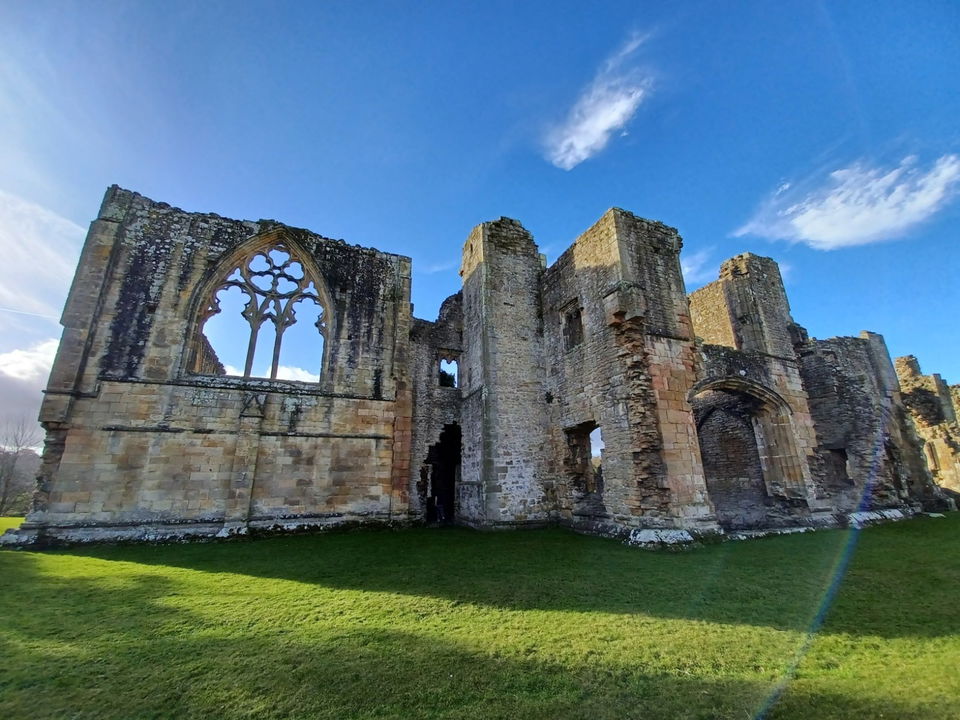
[457,218,552,527]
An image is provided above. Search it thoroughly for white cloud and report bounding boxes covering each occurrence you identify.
[680,248,715,286]
[0,338,59,427]
[544,33,653,171]
[0,190,84,335]
[275,366,320,383]
[0,339,59,382]
[735,155,960,250]
[221,363,319,383]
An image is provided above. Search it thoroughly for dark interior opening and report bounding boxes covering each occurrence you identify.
[825,448,852,488]
[425,423,461,524]
[563,306,584,350]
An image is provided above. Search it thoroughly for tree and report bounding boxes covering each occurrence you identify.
[0,419,41,516]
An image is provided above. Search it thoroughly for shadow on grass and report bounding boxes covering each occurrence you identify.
[31,514,960,639]
[0,551,949,720]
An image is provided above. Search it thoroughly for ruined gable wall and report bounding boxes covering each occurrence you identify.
[797,333,928,511]
[896,356,960,493]
[542,209,715,533]
[21,186,413,542]
[409,292,462,517]
[458,219,551,527]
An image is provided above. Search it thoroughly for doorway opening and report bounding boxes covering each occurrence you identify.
[425,423,461,524]
[564,420,607,520]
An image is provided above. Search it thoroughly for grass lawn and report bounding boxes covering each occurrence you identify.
[0,517,23,533]
[1,516,957,720]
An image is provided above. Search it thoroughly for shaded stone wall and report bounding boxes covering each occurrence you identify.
[798,333,929,511]
[693,389,770,529]
[896,356,960,493]
[409,292,462,516]
[21,186,413,542]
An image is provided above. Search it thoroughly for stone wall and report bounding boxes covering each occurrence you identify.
[690,253,799,358]
[689,255,824,528]
[3,187,952,547]
[541,209,715,533]
[896,356,960,493]
[798,333,929,511]
[409,292,462,517]
[16,186,413,543]
[458,218,552,527]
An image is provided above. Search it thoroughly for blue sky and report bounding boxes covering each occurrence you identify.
[0,0,958,423]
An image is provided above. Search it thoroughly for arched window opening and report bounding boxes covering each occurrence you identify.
[193,243,327,381]
[439,358,458,388]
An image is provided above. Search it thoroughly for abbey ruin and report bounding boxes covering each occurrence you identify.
[4,186,957,546]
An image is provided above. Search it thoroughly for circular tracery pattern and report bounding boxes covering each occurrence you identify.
[199,244,326,380]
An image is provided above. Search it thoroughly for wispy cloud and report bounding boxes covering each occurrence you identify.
[778,261,794,283]
[680,248,715,286]
[416,260,458,275]
[735,155,960,250]
[544,33,653,171]
[0,190,84,338]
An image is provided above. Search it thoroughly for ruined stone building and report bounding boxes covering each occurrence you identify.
[895,356,960,493]
[4,186,956,545]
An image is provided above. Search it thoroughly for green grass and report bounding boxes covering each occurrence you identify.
[1,516,958,719]
[0,517,23,533]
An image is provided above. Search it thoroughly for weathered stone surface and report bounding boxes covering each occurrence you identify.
[1,187,951,546]
[896,356,960,495]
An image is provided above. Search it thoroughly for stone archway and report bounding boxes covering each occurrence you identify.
[690,378,810,530]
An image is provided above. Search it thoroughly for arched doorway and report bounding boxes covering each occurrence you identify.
[424,423,461,524]
[690,379,810,530]
[693,389,770,529]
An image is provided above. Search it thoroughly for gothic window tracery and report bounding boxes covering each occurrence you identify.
[193,243,328,381]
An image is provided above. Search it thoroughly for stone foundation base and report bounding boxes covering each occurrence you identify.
[0,512,408,548]
[0,504,929,549]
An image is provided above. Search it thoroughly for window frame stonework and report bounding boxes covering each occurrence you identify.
[187,232,333,384]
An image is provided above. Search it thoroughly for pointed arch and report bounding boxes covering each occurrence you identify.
[690,376,811,529]
[185,228,334,383]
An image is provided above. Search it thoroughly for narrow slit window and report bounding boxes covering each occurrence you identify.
[590,426,604,482]
[563,306,584,350]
